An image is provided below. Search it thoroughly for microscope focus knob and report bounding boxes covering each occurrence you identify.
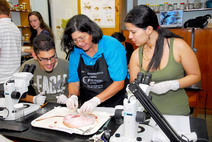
[11,91,21,99]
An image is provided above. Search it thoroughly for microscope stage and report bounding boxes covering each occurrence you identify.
[22,103,40,116]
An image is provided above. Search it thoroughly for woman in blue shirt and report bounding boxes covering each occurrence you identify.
[61,14,127,113]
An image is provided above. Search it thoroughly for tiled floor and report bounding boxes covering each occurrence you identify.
[196,113,212,141]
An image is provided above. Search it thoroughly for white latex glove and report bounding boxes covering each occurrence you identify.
[21,46,31,52]
[80,97,101,113]
[33,94,46,106]
[56,94,68,104]
[66,95,78,109]
[150,80,179,94]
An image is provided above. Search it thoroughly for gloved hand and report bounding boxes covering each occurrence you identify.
[80,97,101,113]
[33,93,46,105]
[66,95,78,109]
[150,80,179,94]
[56,94,68,104]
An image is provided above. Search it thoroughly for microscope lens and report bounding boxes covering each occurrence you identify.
[22,64,30,72]
[136,72,144,84]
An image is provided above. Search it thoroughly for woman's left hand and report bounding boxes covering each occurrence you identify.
[150,80,179,94]
[80,97,101,113]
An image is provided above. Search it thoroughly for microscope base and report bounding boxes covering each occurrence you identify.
[1,103,40,120]
[22,103,40,116]
[110,123,157,142]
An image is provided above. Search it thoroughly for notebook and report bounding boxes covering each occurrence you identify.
[160,10,183,28]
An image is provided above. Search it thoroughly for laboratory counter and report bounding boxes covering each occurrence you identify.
[0,103,209,142]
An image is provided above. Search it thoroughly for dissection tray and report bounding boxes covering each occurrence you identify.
[31,107,111,135]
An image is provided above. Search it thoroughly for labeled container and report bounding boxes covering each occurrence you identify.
[180,3,185,10]
[193,0,201,9]
[188,2,194,9]
[173,3,178,10]
[159,4,164,11]
[164,2,169,11]
[145,3,150,7]
[169,4,173,11]
[155,4,159,12]
[22,3,27,11]
[24,34,29,41]
[150,5,155,11]
[207,19,212,28]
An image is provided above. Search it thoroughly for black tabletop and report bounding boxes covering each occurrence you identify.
[0,103,209,142]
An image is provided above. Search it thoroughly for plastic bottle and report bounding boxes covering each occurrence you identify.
[164,2,169,11]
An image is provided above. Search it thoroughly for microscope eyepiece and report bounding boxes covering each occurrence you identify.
[136,72,144,84]
[28,64,36,74]
[143,72,152,85]
[22,64,30,72]
[22,64,36,74]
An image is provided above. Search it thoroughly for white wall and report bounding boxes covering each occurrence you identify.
[30,0,50,26]
[29,0,78,59]
[49,0,78,59]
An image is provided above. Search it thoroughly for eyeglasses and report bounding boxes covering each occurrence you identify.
[72,35,87,44]
[36,54,57,63]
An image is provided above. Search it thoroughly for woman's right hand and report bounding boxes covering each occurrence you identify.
[66,95,78,109]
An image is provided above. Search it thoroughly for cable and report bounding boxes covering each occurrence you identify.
[196,138,210,142]
[128,94,135,103]
[0,107,9,120]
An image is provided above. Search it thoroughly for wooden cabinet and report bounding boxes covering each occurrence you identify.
[169,28,212,114]
[10,0,31,41]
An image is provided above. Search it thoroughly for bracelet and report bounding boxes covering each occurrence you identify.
[68,93,76,98]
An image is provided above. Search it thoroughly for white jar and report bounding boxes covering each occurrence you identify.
[173,3,178,10]
[180,3,185,10]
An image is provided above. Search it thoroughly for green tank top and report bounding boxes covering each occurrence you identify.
[139,38,190,115]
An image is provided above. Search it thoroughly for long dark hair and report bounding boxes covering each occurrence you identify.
[61,14,103,54]
[28,11,53,44]
[125,5,182,72]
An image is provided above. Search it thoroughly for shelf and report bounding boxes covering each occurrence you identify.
[18,26,30,28]
[155,8,212,13]
[10,9,30,13]
[183,8,212,12]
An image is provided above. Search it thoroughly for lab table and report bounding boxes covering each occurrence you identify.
[0,103,209,142]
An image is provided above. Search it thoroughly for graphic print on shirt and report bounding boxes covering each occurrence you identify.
[82,71,104,89]
[34,74,67,94]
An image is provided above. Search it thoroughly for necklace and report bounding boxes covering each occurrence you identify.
[143,47,152,61]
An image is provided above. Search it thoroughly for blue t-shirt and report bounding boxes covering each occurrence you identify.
[68,35,127,83]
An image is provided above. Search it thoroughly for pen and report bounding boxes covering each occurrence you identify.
[40,102,48,108]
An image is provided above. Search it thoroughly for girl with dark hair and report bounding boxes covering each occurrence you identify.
[125,5,201,115]
[28,11,53,46]
[61,14,127,113]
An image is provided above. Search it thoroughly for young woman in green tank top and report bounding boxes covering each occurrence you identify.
[124,5,201,115]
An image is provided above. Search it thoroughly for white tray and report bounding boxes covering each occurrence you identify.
[31,107,111,135]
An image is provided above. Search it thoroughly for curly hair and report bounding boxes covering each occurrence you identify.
[61,14,103,54]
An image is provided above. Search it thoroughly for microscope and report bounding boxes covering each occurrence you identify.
[2,64,40,120]
[110,72,192,142]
